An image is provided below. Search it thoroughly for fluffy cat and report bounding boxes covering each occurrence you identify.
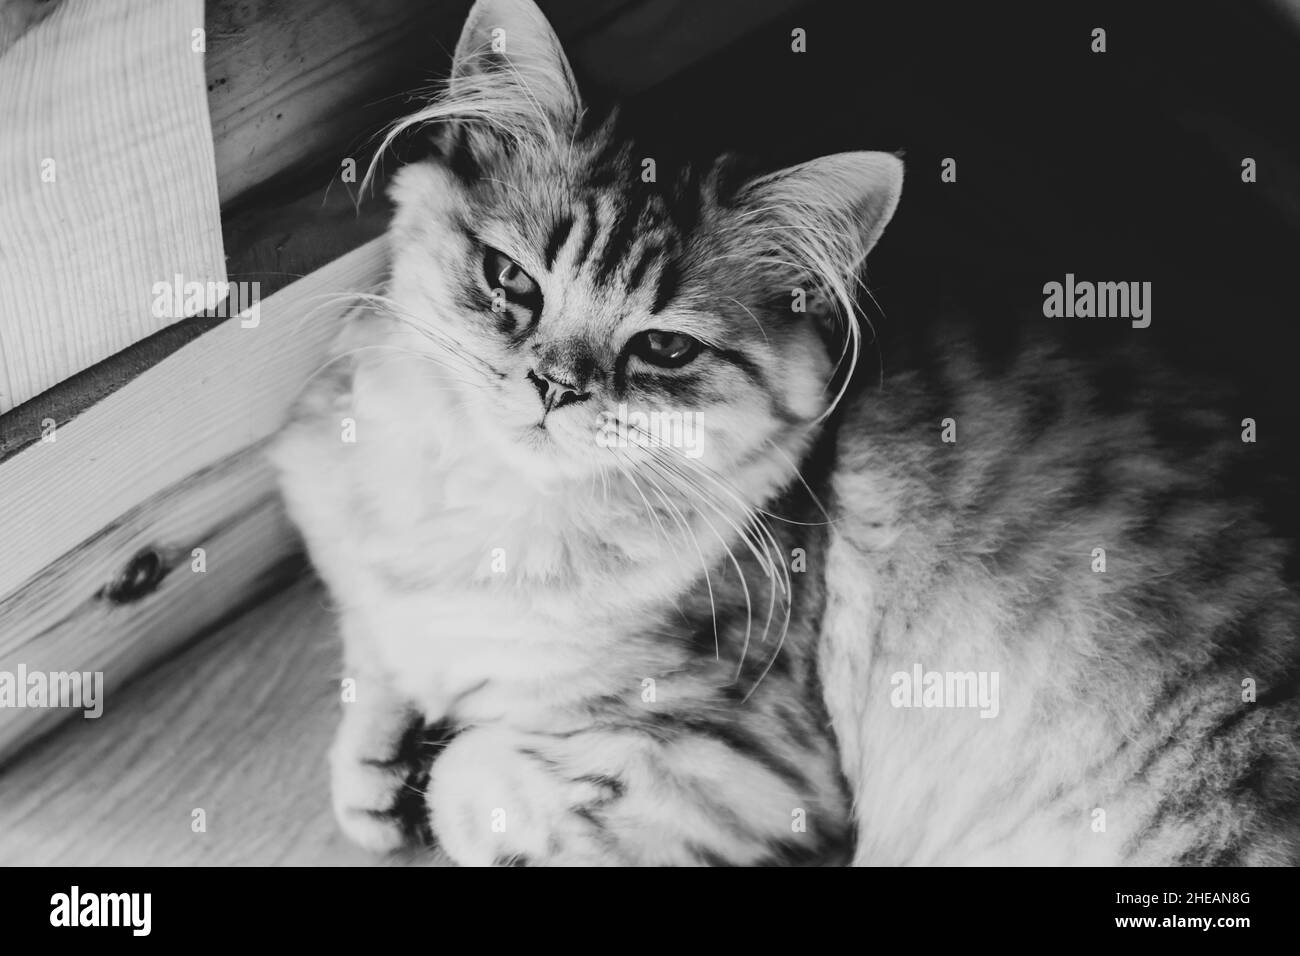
[271,0,877,865]
[271,0,1300,865]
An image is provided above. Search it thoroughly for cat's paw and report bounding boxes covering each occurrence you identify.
[329,743,414,853]
[426,726,622,866]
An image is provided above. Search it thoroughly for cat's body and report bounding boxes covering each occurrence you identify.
[273,324,851,865]
[271,0,1300,865]
[823,330,1300,864]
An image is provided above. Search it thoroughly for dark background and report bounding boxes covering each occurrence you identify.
[600,0,1299,544]
[612,0,1297,391]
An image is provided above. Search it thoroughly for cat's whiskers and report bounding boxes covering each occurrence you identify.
[598,458,612,505]
[613,429,776,654]
[608,454,672,547]
[762,438,835,527]
[645,451,789,678]
[643,424,824,527]
[603,448,718,648]
[665,461,795,694]
[631,438,795,687]
[289,346,484,431]
[618,452,725,662]
[339,291,479,364]
[722,295,771,345]
[628,425,789,600]
[632,439,809,691]
[609,453,731,654]
[637,454,754,668]
[614,419,784,601]
[600,416,798,663]
[343,291,504,383]
[304,291,493,388]
[316,343,488,395]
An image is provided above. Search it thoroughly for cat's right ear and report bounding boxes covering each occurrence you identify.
[737,151,903,267]
[369,0,581,193]
[450,0,583,127]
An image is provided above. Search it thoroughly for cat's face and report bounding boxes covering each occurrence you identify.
[381,0,902,487]
[386,134,837,483]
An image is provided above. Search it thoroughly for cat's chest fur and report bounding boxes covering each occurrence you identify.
[271,354,687,720]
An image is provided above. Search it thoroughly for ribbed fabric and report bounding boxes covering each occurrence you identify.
[0,0,225,413]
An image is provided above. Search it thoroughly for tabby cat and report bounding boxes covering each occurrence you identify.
[270,0,1300,865]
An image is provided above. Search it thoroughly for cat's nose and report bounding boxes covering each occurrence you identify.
[527,369,590,412]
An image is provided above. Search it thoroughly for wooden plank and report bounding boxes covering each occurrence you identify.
[0,186,389,466]
[205,0,647,208]
[221,177,393,300]
[0,444,304,765]
[0,238,386,603]
[0,576,449,865]
[206,0,465,208]
[0,0,226,413]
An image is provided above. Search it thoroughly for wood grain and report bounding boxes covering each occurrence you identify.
[0,0,225,413]
[0,576,447,865]
[221,177,393,301]
[0,238,386,603]
[206,0,464,208]
[205,0,804,211]
[0,444,304,765]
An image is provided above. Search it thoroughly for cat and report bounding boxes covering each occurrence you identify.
[269,0,877,866]
[271,0,1300,865]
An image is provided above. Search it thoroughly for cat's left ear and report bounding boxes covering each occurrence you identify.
[737,151,903,267]
[450,0,583,126]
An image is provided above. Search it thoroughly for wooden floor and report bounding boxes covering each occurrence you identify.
[0,575,444,866]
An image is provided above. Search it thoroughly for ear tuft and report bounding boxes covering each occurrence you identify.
[363,0,583,192]
[451,0,582,126]
[732,151,904,415]
[742,151,903,264]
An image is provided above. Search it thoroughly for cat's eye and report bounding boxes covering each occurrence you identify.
[629,330,702,368]
[483,247,539,302]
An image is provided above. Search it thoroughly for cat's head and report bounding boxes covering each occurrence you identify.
[376,0,901,487]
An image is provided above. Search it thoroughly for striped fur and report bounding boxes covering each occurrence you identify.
[270,0,896,865]
[822,326,1300,864]
[273,0,1299,867]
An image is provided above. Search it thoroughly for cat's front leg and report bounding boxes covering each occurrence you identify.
[426,724,627,866]
[329,667,427,853]
[426,722,848,866]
